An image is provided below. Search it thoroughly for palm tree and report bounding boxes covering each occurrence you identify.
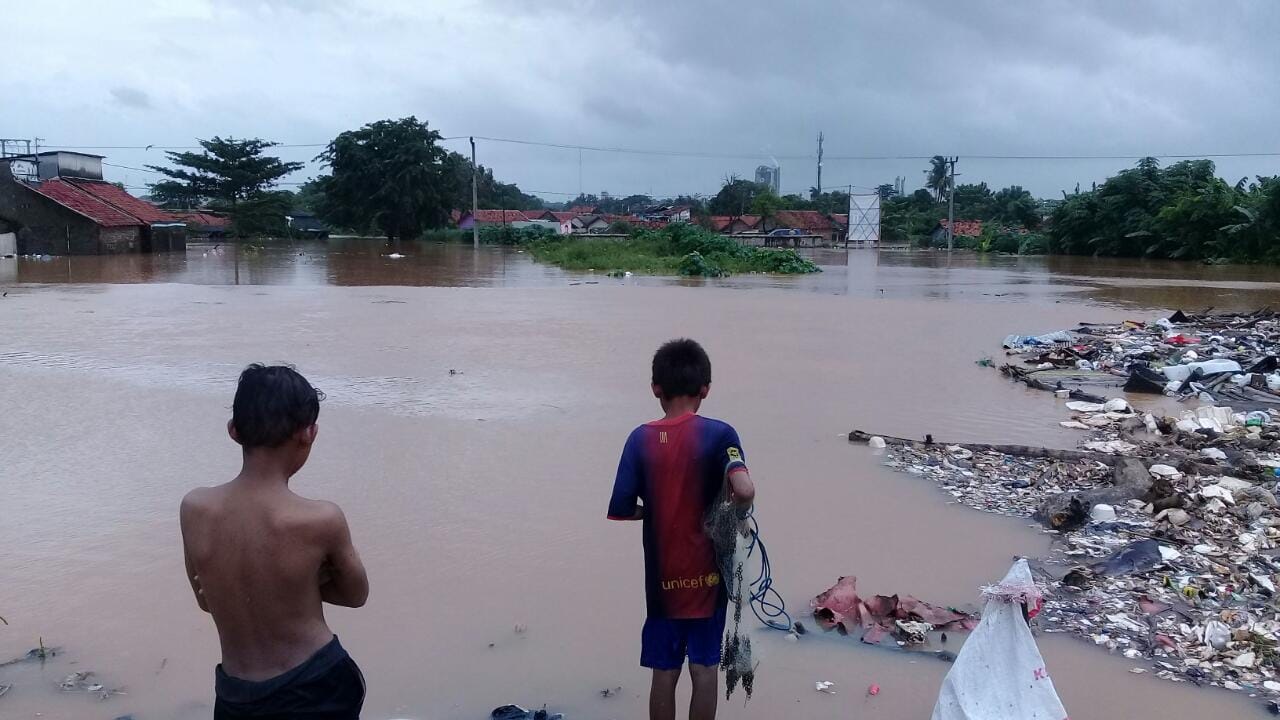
[926,156,950,202]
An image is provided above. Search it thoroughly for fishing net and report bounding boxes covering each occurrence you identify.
[705,499,754,700]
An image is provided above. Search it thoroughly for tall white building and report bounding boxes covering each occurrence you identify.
[755,164,780,195]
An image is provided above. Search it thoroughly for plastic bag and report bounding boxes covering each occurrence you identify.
[930,560,1068,720]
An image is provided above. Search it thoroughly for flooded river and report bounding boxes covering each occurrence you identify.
[3,242,1279,719]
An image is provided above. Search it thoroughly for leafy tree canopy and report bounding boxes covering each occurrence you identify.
[147,136,302,236]
[311,116,457,239]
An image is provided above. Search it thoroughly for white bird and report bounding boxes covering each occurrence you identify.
[387,253,405,259]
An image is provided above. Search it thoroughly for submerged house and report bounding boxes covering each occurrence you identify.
[931,219,983,246]
[0,152,184,255]
[285,211,330,239]
[171,211,229,240]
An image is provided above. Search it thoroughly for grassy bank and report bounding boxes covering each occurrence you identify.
[479,224,821,277]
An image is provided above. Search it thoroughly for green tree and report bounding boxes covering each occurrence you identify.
[294,180,327,213]
[312,117,459,239]
[990,185,1040,229]
[147,137,303,235]
[952,182,994,219]
[875,183,899,200]
[926,156,950,202]
[709,176,769,216]
[749,189,782,226]
[1150,179,1238,259]
[808,190,851,215]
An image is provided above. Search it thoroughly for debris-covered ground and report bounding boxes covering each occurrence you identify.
[853,309,1280,710]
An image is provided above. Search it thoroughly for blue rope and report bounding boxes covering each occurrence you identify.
[743,511,793,632]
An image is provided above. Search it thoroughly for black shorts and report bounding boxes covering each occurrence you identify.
[214,635,365,720]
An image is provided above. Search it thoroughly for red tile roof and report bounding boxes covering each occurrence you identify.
[30,180,142,227]
[172,211,229,228]
[830,213,849,227]
[568,205,598,214]
[472,209,529,223]
[939,219,983,237]
[735,215,762,229]
[708,215,733,232]
[549,211,575,223]
[523,209,553,221]
[773,210,834,232]
[65,179,176,224]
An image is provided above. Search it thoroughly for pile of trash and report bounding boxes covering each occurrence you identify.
[1001,309,1280,412]
[853,309,1280,708]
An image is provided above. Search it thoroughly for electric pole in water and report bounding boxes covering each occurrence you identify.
[470,137,479,250]
[946,156,958,251]
[815,131,824,197]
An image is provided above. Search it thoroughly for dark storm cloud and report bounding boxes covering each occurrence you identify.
[110,86,152,109]
[6,1,1279,199]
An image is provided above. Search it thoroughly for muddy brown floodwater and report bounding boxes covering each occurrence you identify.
[4,243,1280,719]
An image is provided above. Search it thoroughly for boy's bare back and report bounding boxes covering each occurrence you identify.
[181,480,366,681]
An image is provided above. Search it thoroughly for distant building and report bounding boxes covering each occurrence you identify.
[0,152,185,255]
[456,209,530,229]
[571,214,611,233]
[755,165,781,194]
[706,215,762,234]
[931,219,984,246]
[171,211,229,240]
[768,210,838,244]
[285,211,329,239]
[636,204,692,223]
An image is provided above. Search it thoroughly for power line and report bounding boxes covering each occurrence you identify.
[41,135,1280,161]
[103,161,164,174]
[470,135,780,160]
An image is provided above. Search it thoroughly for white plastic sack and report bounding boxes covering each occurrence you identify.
[931,560,1068,720]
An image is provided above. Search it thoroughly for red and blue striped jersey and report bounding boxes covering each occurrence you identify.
[608,413,748,619]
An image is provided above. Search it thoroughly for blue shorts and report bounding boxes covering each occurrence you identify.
[640,605,728,670]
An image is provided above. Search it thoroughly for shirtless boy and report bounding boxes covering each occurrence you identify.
[180,364,369,719]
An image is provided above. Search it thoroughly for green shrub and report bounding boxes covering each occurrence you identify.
[477,224,556,246]
[744,248,821,273]
[677,251,727,277]
[1018,232,1050,255]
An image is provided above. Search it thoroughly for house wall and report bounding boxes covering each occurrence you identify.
[100,226,142,253]
[0,169,106,254]
[145,224,187,253]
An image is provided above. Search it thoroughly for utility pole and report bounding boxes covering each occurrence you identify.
[470,136,479,250]
[946,156,958,251]
[815,131,824,196]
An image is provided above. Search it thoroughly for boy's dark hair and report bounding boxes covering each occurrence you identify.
[232,364,324,448]
[652,338,712,399]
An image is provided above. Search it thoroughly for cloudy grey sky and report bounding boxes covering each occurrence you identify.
[4,0,1279,202]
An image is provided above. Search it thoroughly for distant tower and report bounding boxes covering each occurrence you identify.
[755,164,780,195]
